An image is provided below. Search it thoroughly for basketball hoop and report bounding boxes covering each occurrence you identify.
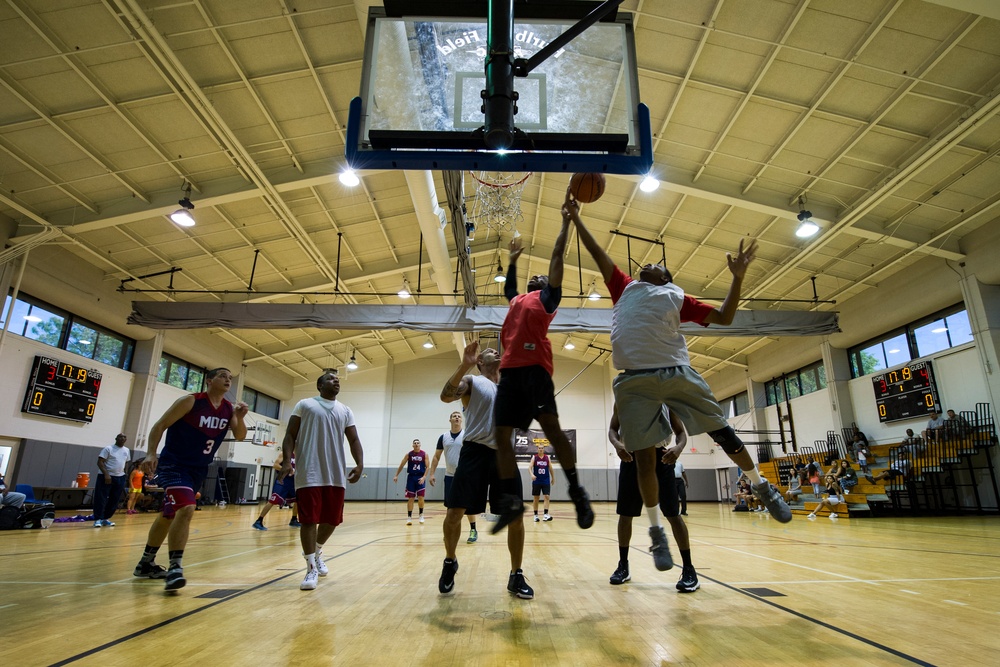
[467,171,532,237]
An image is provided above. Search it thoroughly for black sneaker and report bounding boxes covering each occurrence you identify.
[751,478,792,523]
[490,493,524,535]
[649,525,674,571]
[164,567,186,592]
[252,519,267,531]
[133,562,167,579]
[507,569,534,599]
[568,485,594,529]
[289,518,301,527]
[676,565,700,593]
[609,561,630,585]
[438,558,459,595]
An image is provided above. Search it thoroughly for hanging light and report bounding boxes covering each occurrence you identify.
[639,174,660,193]
[398,279,411,299]
[587,282,601,301]
[346,350,358,370]
[795,197,819,238]
[339,169,360,187]
[422,335,435,349]
[494,261,506,283]
[170,182,196,227]
[563,337,575,350]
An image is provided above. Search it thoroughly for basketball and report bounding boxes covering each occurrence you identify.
[569,172,605,203]
[195,492,201,500]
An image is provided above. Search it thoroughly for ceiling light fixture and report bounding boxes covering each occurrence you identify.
[339,169,360,187]
[494,261,506,283]
[346,350,358,370]
[398,279,411,299]
[587,282,601,301]
[639,175,660,192]
[423,335,435,349]
[564,338,575,350]
[795,197,819,238]
[170,182,196,227]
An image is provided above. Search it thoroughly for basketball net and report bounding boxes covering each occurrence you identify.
[467,171,532,237]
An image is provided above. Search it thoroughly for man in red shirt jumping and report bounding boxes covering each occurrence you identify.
[491,195,594,534]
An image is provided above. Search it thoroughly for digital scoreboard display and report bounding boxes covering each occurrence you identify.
[21,355,102,423]
[871,360,938,423]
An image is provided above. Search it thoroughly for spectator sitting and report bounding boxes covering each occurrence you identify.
[733,476,758,511]
[866,450,911,484]
[835,460,858,495]
[900,428,924,455]
[784,470,805,503]
[922,411,945,443]
[1,473,26,511]
[945,409,971,436]
[808,474,844,520]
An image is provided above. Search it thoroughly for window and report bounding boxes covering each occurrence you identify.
[765,361,828,405]
[158,353,206,391]
[849,305,973,378]
[2,292,134,370]
[720,391,750,418]
[243,387,281,419]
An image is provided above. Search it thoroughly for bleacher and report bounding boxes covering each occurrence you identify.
[759,403,999,518]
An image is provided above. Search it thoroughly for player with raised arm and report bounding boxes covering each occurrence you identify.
[568,195,790,571]
[133,368,248,592]
[491,201,594,534]
[438,341,533,599]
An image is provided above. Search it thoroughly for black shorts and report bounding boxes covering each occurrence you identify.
[447,441,524,515]
[616,450,679,518]
[531,483,551,496]
[495,366,558,430]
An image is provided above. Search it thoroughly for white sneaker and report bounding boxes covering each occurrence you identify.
[543,514,552,522]
[829,513,839,519]
[300,568,319,591]
[94,520,102,528]
[419,515,425,524]
[534,515,541,522]
[315,549,329,577]
[807,513,816,520]
[406,517,412,525]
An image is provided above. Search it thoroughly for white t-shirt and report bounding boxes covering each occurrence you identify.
[99,445,131,476]
[671,461,685,479]
[290,396,356,490]
[462,375,498,449]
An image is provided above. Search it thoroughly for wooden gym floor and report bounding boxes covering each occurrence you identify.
[1,501,998,666]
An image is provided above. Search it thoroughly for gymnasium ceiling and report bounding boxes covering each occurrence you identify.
[1,0,999,383]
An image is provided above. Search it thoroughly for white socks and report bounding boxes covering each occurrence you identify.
[744,468,763,486]
[647,506,662,527]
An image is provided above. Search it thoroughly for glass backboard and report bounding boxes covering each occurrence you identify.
[346,5,652,174]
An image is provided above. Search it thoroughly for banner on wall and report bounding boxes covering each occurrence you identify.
[514,429,576,462]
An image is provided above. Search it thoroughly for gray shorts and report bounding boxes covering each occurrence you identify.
[613,366,727,451]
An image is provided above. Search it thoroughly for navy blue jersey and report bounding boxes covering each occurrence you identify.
[531,454,551,484]
[159,393,235,467]
[407,449,428,476]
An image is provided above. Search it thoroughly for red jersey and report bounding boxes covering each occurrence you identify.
[500,290,556,375]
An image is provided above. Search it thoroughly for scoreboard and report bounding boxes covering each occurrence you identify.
[22,355,102,423]
[871,360,938,423]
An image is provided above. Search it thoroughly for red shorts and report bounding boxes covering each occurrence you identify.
[295,486,345,526]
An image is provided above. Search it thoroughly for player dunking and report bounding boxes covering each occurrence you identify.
[394,439,429,524]
[280,370,364,591]
[439,341,532,599]
[491,203,594,533]
[569,195,791,571]
[133,368,248,591]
